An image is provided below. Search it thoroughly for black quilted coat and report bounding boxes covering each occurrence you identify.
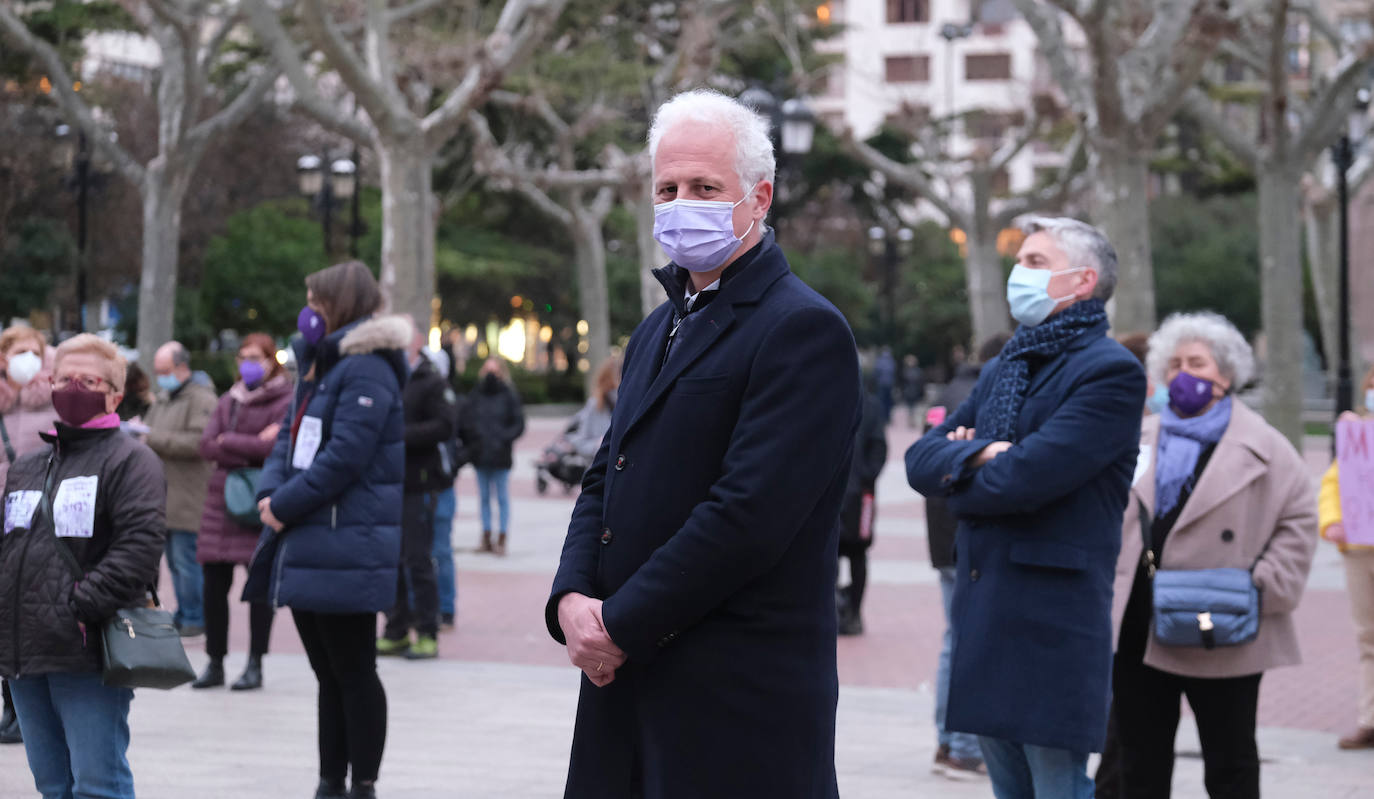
[0,425,167,678]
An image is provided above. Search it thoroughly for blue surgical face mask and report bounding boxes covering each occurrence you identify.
[156,374,183,393]
[1006,264,1085,327]
[1146,384,1169,414]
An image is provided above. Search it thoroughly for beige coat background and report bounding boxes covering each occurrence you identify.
[1112,401,1320,678]
[145,380,217,531]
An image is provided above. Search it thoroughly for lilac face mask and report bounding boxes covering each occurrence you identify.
[653,184,757,273]
[1168,371,1216,416]
[297,306,326,345]
[239,359,266,388]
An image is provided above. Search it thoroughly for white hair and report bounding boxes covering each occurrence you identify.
[1146,312,1256,388]
[1017,216,1119,301]
[647,89,776,190]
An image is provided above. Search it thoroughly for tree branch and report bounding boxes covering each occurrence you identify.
[1294,43,1374,159]
[466,110,574,226]
[240,0,373,141]
[993,127,1089,227]
[1011,0,1093,119]
[0,4,145,184]
[388,0,446,23]
[301,0,411,135]
[990,110,1044,172]
[841,131,968,227]
[1291,0,1345,50]
[185,61,282,149]
[1181,86,1262,167]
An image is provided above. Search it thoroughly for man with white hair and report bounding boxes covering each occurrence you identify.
[545,89,861,797]
[906,217,1146,797]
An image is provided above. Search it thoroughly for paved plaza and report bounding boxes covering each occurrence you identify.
[2,415,1370,797]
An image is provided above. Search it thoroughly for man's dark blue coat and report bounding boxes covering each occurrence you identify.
[244,315,408,615]
[905,318,1144,754]
[546,232,861,799]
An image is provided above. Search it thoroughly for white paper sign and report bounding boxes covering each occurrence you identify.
[1133,444,1153,487]
[293,416,324,470]
[4,490,41,534]
[53,475,98,539]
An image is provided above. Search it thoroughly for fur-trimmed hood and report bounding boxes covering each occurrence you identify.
[340,314,412,357]
[298,313,410,388]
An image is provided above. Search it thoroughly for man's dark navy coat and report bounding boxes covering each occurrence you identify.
[546,232,861,799]
[905,319,1144,754]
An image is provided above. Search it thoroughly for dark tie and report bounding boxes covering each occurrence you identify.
[661,289,719,371]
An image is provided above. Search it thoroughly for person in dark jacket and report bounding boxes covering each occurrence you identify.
[837,389,887,636]
[547,90,861,799]
[0,333,166,799]
[244,261,406,799]
[378,320,458,660]
[900,354,926,428]
[191,333,292,692]
[923,334,1007,780]
[461,357,524,556]
[906,217,1144,798]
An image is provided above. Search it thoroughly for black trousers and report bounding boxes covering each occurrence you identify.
[838,541,869,615]
[201,561,275,659]
[292,610,388,786]
[383,491,440,639]
[1112,651,1262,799]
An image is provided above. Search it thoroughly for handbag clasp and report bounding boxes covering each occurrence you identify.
[122,618,136,639]
[1197,612,1213,632]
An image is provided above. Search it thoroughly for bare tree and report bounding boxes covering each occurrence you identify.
[466,93,634,377]
[1304,149,1374,393]
[1012,0,1236,333]
[240,0,567,327]
[1183,0,1374,445]
[843,115,1087,347]
[0,0,280,365]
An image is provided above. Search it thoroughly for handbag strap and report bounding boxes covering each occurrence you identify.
[0,415,16,464]
[1139,496,1272,576]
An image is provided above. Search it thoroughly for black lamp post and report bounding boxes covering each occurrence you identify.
[939,22,974,132]
[297,153,360,258]
[738,86,816,218]
[868,225,914,347]
[54,123,92,331]
[1333,87,1370,431]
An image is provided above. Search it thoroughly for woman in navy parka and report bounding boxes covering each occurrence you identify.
[244,261,407,799]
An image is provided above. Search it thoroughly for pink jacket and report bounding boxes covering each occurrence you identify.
[0,369,56,493]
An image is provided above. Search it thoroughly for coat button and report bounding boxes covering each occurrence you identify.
[600,528,613,545]
[1221,529,1235,542]
[615,454,626,471]
[970,568,981,582]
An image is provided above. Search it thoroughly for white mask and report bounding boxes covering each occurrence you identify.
[7,351,42,386]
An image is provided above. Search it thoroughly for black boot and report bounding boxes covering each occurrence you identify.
[349,783,377,799]
[231,655,263,691]
[191,659,225,689]
[313,778,347,799]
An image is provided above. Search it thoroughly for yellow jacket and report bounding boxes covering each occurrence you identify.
[1319,461,1374,552]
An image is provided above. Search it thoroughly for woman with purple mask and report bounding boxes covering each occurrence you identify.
[191,333,293,692]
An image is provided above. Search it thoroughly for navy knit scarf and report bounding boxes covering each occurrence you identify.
[980,298,1108,442]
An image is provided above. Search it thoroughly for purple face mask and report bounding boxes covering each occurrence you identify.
[239,359,266,388]
[1168,371,1216,416]
[652,185,757,273]
[297,306,326,345]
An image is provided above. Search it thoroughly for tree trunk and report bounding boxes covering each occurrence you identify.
[634,193,665,318]
[1257,164,1306,448]
[377,138,436,327]
[135,168,188,370]
[966,188,1011,347]
[1303,197,1340,395]
[1092,148,1156,333]
[571,207,612,390]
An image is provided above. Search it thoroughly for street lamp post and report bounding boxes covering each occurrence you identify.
[55,124,92,331]
[297,153,360,258]
[868,225,914,347]
[738,86,816,221]
[1333,87,1370,432]
[939,23,974,131]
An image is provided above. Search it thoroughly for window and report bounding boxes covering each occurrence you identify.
[965,53,1012,81]
[887,0,927,24]
[967,110,1022,141]
[885,55,931,83]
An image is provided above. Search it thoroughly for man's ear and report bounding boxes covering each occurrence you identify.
[1077,267,1099,299]
[752,181,774,219]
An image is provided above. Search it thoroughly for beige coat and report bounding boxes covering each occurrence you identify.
[145,380,217,532]
[1112,400,1319,678]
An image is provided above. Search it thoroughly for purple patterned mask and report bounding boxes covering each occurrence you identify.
[652,184,757,273]
[1168,371,1215,416]
[297,306,326,345]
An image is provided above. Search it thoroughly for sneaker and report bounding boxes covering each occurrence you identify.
[939,756,987,782]
[405,636,438,660]
[439,613,455,631]
[932,744,951,774]
[177,623,204,638]
[1338,726,1374,750]
[375,636,410,657]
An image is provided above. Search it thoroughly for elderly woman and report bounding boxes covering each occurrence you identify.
[1109,312,1318,799]
[1318,364,1374,750]
[0,334,166,799]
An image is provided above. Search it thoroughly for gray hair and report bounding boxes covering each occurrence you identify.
[1017,216,1119,301]
[166,341,190,367]
[1146,312,1255,388]
[648,89,776,190]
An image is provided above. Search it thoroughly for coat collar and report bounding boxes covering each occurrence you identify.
[1022,318,1111,395]
[294,314,410,386]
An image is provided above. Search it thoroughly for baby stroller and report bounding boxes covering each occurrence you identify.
[535,422,589,495]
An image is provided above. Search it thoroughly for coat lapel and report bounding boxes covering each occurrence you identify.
[1168,402,1270,535]
[623,301,737,438]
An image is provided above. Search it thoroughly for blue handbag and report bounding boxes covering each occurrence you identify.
[1139,501,1263,649]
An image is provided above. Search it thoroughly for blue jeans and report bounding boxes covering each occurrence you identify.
[937,566,982,761]
[979,736,1094,799]
[9,672,135,799]
[475,468,511,534]
[165,529,203,628]
[432,486,457,616]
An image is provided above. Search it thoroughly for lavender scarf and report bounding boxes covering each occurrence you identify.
[1155,396,1232,517]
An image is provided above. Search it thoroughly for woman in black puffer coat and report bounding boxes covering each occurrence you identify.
[460,357,525,555]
